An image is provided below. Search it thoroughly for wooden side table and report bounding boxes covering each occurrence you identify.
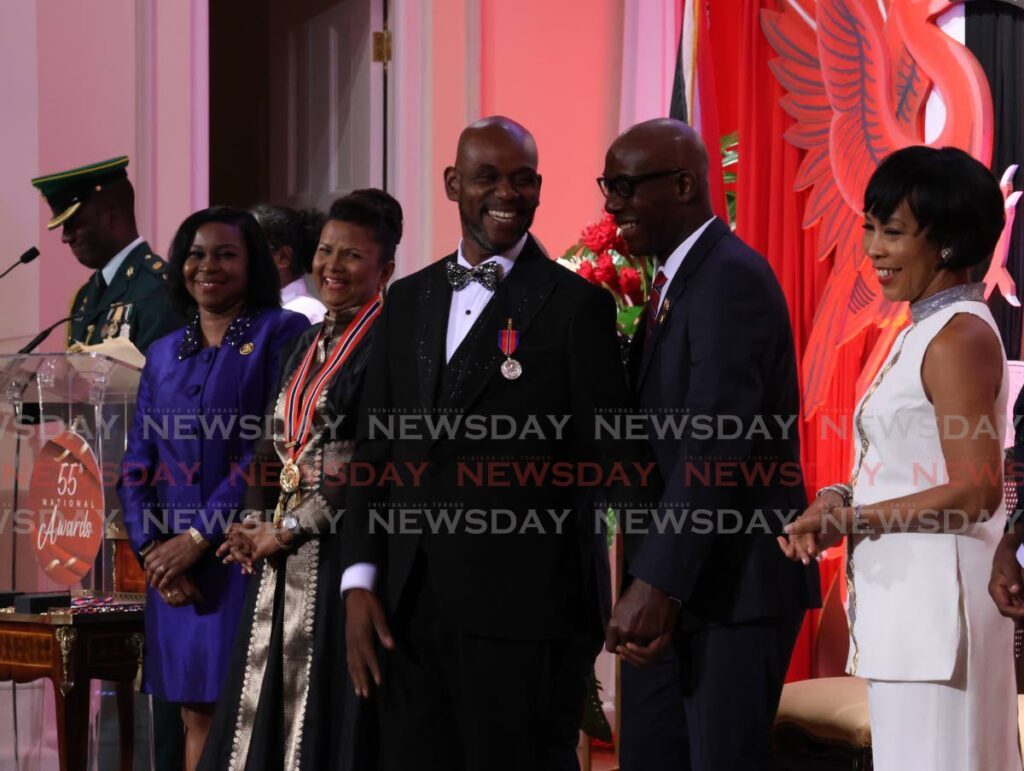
[0,607,143,771]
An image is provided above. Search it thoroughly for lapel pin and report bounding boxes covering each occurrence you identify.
[498,317,522,380]
[657,299,671,325]
[239,342,255,356]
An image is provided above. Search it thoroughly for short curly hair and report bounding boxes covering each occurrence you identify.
[166,206,281,317]
[326,189,404,264]
[864,146,1004,271]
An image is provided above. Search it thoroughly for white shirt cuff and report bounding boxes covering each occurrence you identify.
[340,563,377,595]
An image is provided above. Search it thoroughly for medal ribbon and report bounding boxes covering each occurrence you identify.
[283,294,383,462]
[498,318,520,356]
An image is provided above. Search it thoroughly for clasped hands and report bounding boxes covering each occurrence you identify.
[776,491,847,565]
[605,578,680,668]
[144,533,206,607]
[217,518,293,574]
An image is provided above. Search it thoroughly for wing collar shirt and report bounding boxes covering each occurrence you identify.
[339,232,528,596]
[444,234,526,361]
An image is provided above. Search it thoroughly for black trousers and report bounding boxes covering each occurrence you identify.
[151,696,184,771]
[620,609,805,771]
[379,556,597,771]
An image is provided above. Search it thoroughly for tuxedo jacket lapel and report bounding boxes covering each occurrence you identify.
[414,257,454,408]
[635,218,730,392]
[441,236,555,412]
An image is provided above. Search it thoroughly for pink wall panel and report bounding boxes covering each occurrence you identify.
[429,0,473,259]
[0,0,41,348]
[479,0,625,256]
[152,0,204,255]
[35,0,137,345]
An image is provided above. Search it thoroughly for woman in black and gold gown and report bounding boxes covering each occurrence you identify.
[198,189,400,771]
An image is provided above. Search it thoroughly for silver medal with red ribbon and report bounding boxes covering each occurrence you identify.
[499,318,522,380]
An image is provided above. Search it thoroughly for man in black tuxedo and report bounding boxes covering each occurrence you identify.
[603,119,819,770]
[341,117,650,771]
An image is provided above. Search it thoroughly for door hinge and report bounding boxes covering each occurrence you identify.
[372,30,392,63]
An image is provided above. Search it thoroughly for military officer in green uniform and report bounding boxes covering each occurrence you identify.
[31,156,181,355]
[33,159,186,770]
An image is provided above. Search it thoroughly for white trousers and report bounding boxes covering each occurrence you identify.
[866,629,1022,771]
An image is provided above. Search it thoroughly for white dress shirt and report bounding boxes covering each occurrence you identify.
[444,234,526,361]
[652,217,715,315]
[339,234,528,596]
[281,277,327,325]
[101,236,145,285]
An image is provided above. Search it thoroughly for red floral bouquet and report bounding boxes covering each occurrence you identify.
[558,213,656,337]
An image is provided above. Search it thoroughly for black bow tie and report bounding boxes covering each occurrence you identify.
[446,260,503,291]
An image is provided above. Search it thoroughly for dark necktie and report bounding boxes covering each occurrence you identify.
[446,260,503,291]
[645,269,668,342]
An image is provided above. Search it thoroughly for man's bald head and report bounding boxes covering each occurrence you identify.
[601,118,714,262]
[445,116,542,265]
[455,116,538,170]
[609,118,710,193]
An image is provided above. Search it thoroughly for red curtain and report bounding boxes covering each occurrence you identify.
[708,0,882,681]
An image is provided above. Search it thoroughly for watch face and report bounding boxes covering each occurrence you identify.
[283,516,300,533]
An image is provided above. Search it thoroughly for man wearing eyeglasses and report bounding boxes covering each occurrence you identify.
[601,118,820,771]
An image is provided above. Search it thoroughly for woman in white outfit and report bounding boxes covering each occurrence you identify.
[780,146,1020,771]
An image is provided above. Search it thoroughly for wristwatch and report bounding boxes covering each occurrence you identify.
[274,515,301,550]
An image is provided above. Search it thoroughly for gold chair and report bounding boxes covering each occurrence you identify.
[773,557,873,769]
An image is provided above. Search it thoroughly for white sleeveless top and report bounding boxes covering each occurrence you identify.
[846,287,1008,681]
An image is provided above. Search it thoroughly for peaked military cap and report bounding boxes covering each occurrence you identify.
[31,156,130,230]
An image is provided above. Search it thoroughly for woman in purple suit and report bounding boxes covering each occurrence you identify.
[118,207,309,770]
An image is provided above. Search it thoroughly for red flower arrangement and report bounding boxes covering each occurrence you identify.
[581,216,627,255]
[557,213,656,337]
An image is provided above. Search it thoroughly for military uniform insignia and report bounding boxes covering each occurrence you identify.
[152,260,163,270]
[119,304,133,338]
[102,306,125,340]
[126,266,134,278]
[31,156,130,231]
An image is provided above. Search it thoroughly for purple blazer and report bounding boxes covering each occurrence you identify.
[118,306,309,702]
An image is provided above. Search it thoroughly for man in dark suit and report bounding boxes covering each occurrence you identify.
[341,117,650,771]
[31,156,181,354]
[603,119,819,770]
